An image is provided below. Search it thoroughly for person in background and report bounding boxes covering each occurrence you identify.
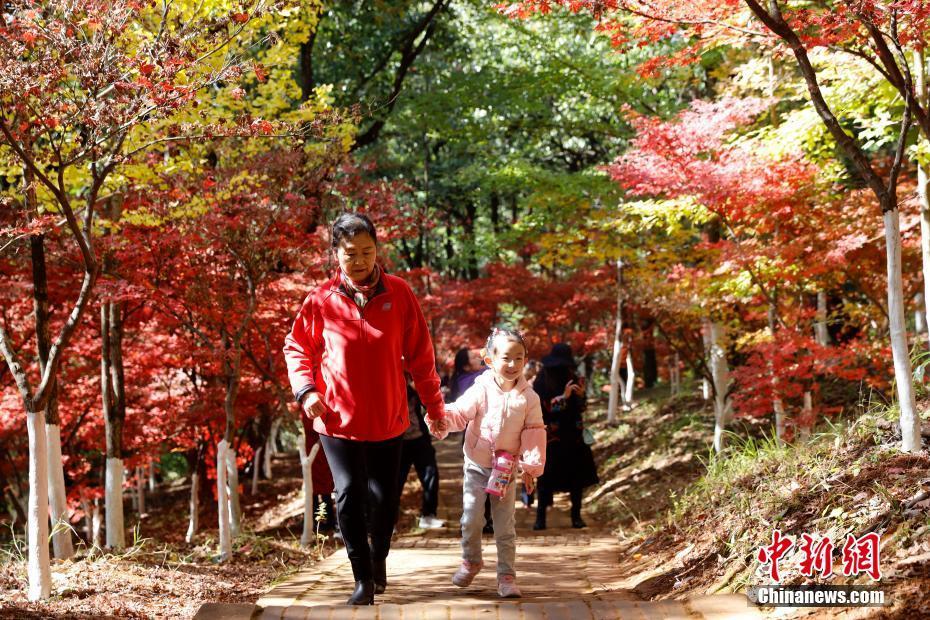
[398,373,445,530]
[532,343,599,530]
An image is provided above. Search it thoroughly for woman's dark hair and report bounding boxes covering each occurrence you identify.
[451,347,471,381]
[485,326,526,356]
[331,213,377,248]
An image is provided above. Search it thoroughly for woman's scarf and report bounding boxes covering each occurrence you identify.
[340,263,382,309]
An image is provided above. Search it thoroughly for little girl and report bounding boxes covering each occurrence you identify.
[430,327,546,598]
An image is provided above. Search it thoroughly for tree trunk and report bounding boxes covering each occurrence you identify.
[669,352,681,396]
[768,305,786,445]
[136,467,145,516]
[186,471,199,544]
[217,439,232,560]
[101,302,126,549]
[148,462,156,493]
[31,233,74,560]
[263,431,274,480]
[299,440,321,547]
[251,446,262,495]
[607,260,624,424]
[226,448,241,538]
[623,345,635,406]
[884,208,921,452]
[104,458,124,550]
[702,323,712,401]
[917,49,930,352]
[45,424,73,558]
[26,402,52,600]
[814,291,830,346]
[709,322,732,453]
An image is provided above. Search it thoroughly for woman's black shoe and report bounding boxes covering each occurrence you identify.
[571,517,587,529]
[373,559,387,594]
[346,580,375,605]
[532,519,546,531]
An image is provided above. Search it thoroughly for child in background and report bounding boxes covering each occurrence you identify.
[429,327,546,598]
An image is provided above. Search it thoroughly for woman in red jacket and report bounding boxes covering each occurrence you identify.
[284,213,446,605]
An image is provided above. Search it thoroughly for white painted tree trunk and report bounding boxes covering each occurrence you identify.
[251,447,262,495]
[226,447,241,538]
[217,440,232,560]
[46,423,74,559]
[148,462,156,492]
[623,348,635,407]
[299,441,321,546]
[916,293,926,334]
[105,457,125,550]
[884,209,922,452]
[263,433,274,480]
[814,291,830,346]
[136,467,145,516]
[26,407,51,600]
[186,471,199,544]
[269,418,282,454]
[607,260,624,425]
[701,321,712,401]
[709,322,732,454]
[917,49,930,352]
[82,497,103,549]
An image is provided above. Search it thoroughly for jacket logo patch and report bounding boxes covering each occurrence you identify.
[382,302,392,311]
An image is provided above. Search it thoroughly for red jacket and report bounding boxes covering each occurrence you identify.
[284,272,445,442]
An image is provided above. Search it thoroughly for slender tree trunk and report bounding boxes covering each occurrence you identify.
[186,444,203,544]
[607,260,624,424]
[768,305,786,445]
[222,335,242,538]
[814,291,830,346]
[701,323,712,401]
[216,439,232,560]
[263,431,274,480]
[800,391,813,442]
[102,302,126,549]
[884,208,921,452]
[136,467,145,516]
[226,448,241,538]
[251,446,262,495]
[31,233,75,560]
[623,344,635,406]
[25,402,51,600]
[148,462,156,493]
[709,322,732,453]
[917,49,930,352]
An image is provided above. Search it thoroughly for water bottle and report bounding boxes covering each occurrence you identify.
[485,450,516,497]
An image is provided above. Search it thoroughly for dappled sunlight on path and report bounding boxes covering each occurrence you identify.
[203,434,762,619]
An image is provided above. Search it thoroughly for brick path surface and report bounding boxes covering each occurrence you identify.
[244,435,763,620]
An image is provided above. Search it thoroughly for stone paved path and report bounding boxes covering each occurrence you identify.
[242,435,763,619]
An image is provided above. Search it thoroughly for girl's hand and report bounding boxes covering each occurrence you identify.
[301,391,326,420]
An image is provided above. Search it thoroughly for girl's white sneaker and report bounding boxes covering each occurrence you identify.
[497,575,522,598]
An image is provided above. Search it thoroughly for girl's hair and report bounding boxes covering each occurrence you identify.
[451,347,471,379]
[485,326,526,356]
[331,213,377,248]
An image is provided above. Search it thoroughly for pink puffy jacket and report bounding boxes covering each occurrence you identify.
[443,370,546,477]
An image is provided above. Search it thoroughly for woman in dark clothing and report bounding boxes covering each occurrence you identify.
[398,376,444,529]
[284,213,446,605]
[532,343,599,530]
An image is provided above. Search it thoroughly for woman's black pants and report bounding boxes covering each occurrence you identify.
[320,433,404,582]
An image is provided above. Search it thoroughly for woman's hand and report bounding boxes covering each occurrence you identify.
[522,472,536,494]
[301,391,326,420]
[562,381,585,399]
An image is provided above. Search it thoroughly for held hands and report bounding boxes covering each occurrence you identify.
[301,391,326,420]
[426,415,449,440]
